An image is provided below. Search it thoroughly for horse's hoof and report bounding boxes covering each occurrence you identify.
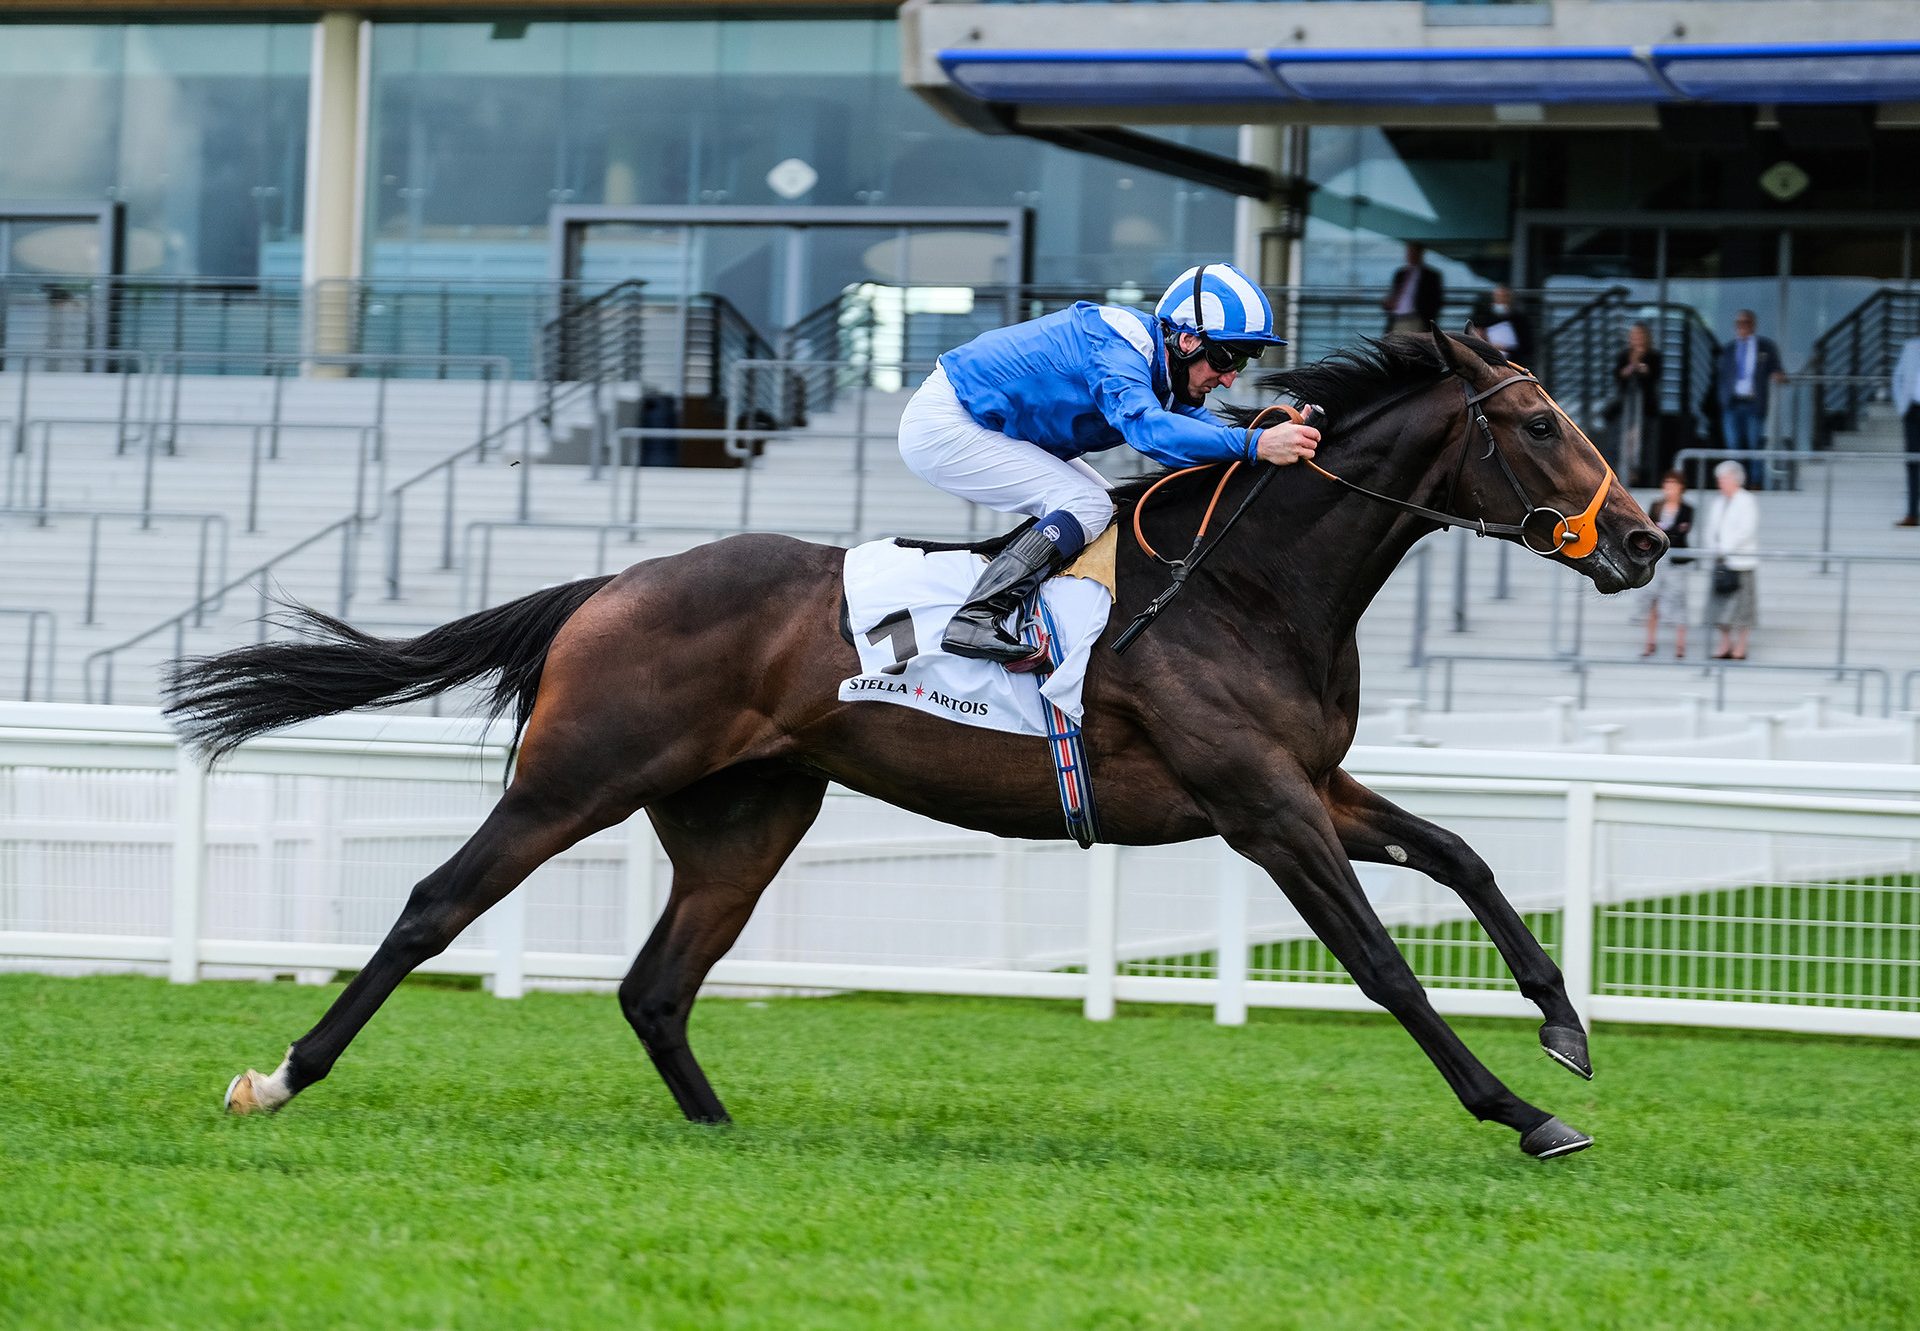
[1520,1116,1593,1160]
[1540,1024,1593,1080]
[224,1070,269,1115]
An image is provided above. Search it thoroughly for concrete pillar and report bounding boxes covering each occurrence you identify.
[1234,124,1308,359]
[303,13,367,369]
[1233,125,1287,285]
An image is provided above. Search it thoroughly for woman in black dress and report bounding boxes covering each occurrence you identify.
[1643,469,1694,657]
[1613,322,1664,484]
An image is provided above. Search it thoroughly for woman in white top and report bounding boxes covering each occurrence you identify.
[1703,459,1760,660]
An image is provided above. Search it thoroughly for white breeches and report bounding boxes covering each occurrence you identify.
[897,364,1115,540]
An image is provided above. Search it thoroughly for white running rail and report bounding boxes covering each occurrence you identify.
[0,703,1914,1039]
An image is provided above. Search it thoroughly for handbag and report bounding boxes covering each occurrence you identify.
[1711,560,1740,596]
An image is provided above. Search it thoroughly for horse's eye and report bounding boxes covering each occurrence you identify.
[1527,418,1555,441]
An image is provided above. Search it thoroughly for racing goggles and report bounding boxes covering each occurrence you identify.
[1200,340,1264,375]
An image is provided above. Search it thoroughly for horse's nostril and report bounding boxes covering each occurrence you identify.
[1624,527,1666,563]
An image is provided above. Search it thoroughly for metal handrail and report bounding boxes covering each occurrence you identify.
[0,506,229,627]
[83,514,363,705]
[0,345,154,459]
[382,388,594,599]
[722,355,938,457]
[0,607,56,702]
[0,274,302,384]
[1421,651,1893,717]
[14,414,385,532]
[458,517,853,613]
[135,350,510,458]
[1807,287,1920,429]
[1763,372,1897,458]
[1424,535,1920,678]
[1903,668,1920,713]
[1673,445,1905,559]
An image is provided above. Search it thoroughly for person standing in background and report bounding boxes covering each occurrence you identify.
[1703,459,1760,661]
[1468,284,1533,363]
[1894,334,1920,528]
[1714,310,1785,489]
[1381,242,1443,335]
[1642,470,1694,659]
[1612,321,1664,484]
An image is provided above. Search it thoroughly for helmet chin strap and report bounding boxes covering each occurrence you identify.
[1164,262,1212,406]
[1166,337,1207,407]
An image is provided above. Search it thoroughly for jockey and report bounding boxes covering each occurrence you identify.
[898,262,1322,668]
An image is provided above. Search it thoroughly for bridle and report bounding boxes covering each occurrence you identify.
[1300,366,1616,559]
[1114,355,1619,655]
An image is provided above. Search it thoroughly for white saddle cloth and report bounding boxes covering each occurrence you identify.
[838,538,1113,738]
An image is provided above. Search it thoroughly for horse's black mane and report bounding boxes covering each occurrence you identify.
[1109,331,1510,509]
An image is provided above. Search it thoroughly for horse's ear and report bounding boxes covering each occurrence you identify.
[1429,321,1468,375]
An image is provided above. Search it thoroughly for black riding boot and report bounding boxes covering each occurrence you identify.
[942,526,1070,667]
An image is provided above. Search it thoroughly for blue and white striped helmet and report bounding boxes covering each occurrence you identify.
[1156,263,1287,347]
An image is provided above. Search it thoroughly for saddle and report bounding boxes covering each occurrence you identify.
[834,529,1115,847]
[837,525,1117,651]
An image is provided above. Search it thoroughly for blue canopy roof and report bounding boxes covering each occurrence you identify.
[939,40,1920,107]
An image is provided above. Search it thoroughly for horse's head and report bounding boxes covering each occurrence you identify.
[1433,329,1665,592]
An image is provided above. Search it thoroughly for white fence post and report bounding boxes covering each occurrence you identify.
[490,889,526,999]
[1084,842,1119,1021]
[1559,782,1597,1030]
[625,813,662,959]
[169,750,207,985]
[1214,847,1249,1027]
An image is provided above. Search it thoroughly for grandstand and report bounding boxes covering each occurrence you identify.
[2,279,1915,738]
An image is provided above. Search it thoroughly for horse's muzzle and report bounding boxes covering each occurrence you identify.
[1623,525,1668,568]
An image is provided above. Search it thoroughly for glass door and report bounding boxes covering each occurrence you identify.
[0,207,119,365]
[1662,227,1784,350]
[1528,216,1917,364]
[1784,228,1908,361]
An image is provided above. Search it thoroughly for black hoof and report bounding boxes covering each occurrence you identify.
[1540,1023,1593,1080]
[1520,1116,1593,1160]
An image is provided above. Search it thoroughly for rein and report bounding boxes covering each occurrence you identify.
[1112,399,1314,654]
[1113,363,1617,653]
[1304,368,1615,558]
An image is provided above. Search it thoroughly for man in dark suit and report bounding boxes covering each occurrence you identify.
[1467,284,1533,363]
[1381,242,1443,335]
[1715,309,1785,488]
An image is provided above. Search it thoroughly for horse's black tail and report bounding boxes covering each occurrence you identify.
[164,575,616,762]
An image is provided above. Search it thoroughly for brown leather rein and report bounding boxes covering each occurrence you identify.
[1133,367,1615,565]
[1130,401,1305,564]
[1112,368,1617,653]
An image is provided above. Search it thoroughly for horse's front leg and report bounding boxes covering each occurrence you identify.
[1323,769,1592,1080]
[1193,758,1590,1159]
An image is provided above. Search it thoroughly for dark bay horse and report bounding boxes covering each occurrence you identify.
[171,330,1666,1160]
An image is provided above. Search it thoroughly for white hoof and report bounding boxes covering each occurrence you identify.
[224,1069,274,1115]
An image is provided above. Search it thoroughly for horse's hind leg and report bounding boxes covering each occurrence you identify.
[225,781,634,1115]
[1323,770,1591,1079]
[618,765,827,1124]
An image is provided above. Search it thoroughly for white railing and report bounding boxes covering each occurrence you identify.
[0,703,1915,1039]
[1358,695,1920,764]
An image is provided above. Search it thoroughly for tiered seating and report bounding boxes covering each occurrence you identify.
[5,367,1916,737]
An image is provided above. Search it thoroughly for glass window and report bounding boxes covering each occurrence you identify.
[364,18,1238,296]
[0,23,308,277]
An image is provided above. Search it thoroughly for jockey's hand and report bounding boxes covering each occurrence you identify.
[1256,420,1321,467]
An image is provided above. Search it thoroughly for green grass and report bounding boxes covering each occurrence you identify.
[1128,878,1920,1010]
[2,976,1916,1330]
